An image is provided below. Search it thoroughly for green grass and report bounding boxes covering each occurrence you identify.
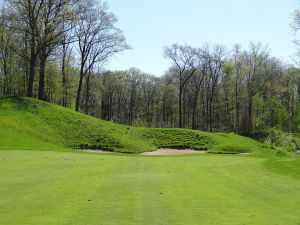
[1,96,300,224]
[0,96,270,154]
[0,150,300,225]
[265,155,300,179]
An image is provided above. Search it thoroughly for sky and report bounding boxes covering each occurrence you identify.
[105,0,299,76]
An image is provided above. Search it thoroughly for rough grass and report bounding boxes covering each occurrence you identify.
[208,144,252,154]
[0,96,270,154]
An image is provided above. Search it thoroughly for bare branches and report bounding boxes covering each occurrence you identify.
[75,0,129,111]
[292,9,300,32]
[164,43,223,128]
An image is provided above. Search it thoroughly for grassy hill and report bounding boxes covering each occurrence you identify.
[2,96,300,225]
[0,96,270,154]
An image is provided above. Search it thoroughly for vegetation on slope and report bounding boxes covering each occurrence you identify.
[0,96,271,153]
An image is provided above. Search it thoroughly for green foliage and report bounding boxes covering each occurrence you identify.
[275,149,292,157]
[264,128,300,152]
[294,106,300,132]
[253,95,265,130]
[252,95,290,132]
[275,107,289,130]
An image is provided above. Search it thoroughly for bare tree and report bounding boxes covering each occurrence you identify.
[232,44,244,132]
[189,70,205,129]
[244,42,269,133]
[292,8,300,31]
[36,0,78,100]
[75,0,129,112]
[0,17,9,94]
[201,45,226,131]
[3,0,46,97]
[164,44,201,128]
[60,29,74,107]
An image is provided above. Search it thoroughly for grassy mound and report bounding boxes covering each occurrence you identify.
[208,145,252,154]
[0,96,270,153]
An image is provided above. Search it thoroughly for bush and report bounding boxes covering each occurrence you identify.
[275,149,291,157]
[264,129,300,152]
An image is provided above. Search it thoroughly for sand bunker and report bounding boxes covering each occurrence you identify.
[82,149,112,154]
[141,148,207,156]
[82,148,208,155]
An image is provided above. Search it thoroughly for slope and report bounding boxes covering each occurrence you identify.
[0,96,270,153]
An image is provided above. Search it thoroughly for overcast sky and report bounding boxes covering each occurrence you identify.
[105,0,299,76]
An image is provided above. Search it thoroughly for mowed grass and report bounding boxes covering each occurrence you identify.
[0,150,300,225]
[0,96,271,154]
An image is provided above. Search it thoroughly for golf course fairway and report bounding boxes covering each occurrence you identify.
[1,150,300,225]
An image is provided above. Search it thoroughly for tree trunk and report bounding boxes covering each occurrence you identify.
[38,48,47,100]
[235,80,240,132]
[61,47,67,107]
[248,96,253,133]
[75,67,84,111]
[179,86,183,128]
[2,51,7,94]
[85,73,91,114]
[206,92,209,130]
[209,97,213,132]
[62,64,67,107]
[192,88,200,129]
[27,38,37,97]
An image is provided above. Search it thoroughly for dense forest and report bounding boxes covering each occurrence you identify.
[1,0,300,135]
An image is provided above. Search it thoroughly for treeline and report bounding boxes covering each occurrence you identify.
[0,0,129,108]
[1,1,300,134]
[84,43,300,134]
